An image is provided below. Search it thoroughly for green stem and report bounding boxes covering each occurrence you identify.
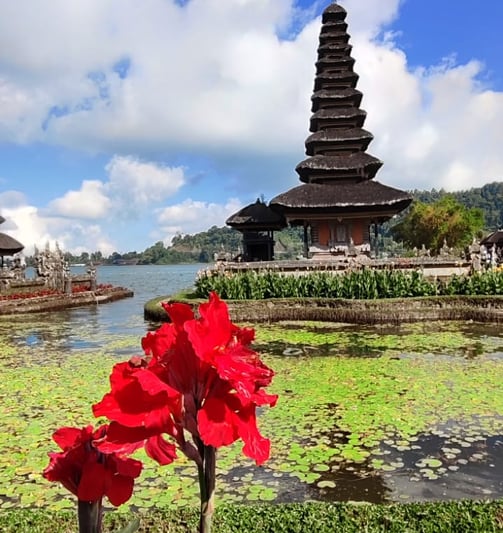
[197,444,216,533]
[77,499,103,533]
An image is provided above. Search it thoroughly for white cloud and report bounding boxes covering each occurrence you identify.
[105,156,185,215]
[0,199,116,255]
[353,33,503,191]
[47,180,111,219]
[44,154,186,225]
[1,154,188,252]
[156,198,243,245]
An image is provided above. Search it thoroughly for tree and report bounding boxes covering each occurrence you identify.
[391,196,484,253]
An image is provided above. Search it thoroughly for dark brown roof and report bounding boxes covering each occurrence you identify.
[226,199,286,230]
[264,1,412,224]
[311,88,363,111]
[318,42,351,53]
[306,127,373,143]
[270,181,412,213]
[296,153,383,181]
[316,56,355,73]
[322,3,347,23]
[306,128,373,155]
[318,31,350,45]
[480,230,503,246]
[0,233,24,255]
[314,71,358,91]
[310,107,366,131]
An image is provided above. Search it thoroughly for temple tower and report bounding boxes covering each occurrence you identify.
[269,2,412,259]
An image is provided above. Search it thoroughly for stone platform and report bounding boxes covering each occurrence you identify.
[0,286,133,315]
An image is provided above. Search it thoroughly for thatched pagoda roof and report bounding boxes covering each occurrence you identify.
[238,2,412,232]
[314,71,358,91]
[320,21,348,34]
[296,153,383,181]
[0,233,24,256]
[310,107,366,131]
[318,42,352,54]
[322,3,347,23]
[311,88,362,111]
[226,199,286,231]
[316,56,355,71]
[480,230,503,247]
[306,128,373,155]
[270,181,412,215]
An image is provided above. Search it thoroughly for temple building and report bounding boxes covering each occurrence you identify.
[227,2,412,260]
[226,199,286,261]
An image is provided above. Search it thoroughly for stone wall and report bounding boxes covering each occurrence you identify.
[145,295,503,325]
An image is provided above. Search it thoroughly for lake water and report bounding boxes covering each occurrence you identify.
[0,264,205,363]
[1,264,502,509]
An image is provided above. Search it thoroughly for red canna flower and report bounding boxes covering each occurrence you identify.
[43,424,142,506]
[93,292,277,466]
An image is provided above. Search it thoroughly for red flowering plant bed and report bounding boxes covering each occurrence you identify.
[0,283,117,300]
[0,288,59,300]
[44,292,277,533]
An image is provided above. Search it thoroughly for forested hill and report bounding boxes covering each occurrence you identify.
[410,181,503,230]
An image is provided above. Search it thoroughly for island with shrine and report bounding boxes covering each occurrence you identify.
[0,219,132,315]
[224,2,496,278]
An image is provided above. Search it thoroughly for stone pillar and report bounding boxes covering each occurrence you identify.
[64,277,72,295]
[303,224,309,258]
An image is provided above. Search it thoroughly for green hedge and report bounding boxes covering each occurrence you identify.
[195,268,503,300]
[1,501,502,532]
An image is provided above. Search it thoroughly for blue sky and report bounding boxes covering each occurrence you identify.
[0,0,502,254]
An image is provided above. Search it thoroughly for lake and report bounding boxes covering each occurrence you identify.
[0,264,501,510]
[7,263,205,357]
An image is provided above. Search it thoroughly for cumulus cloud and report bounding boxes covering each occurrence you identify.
[45,154,186,220]
[0,155,187,253]
[47,180,111,219]
[105,155,186,215]
[156,198,243,245]
[0,197,116,255]
[353,36,503,191]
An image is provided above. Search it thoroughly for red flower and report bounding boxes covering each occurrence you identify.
[43,424,142,506]
[93,292,277,466]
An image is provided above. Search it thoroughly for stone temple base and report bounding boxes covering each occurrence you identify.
[0,286,133,315]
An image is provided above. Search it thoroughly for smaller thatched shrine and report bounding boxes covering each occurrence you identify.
[226,199,286,261]
[0,215,24,267]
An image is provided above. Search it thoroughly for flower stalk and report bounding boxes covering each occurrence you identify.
[197,442,216,533]
[77,498,103,533]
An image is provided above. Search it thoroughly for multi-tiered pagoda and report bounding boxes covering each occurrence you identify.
[268,2,412,259]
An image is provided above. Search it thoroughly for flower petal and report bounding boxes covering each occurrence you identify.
[198,397,238,448]
[145,435,178,465]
